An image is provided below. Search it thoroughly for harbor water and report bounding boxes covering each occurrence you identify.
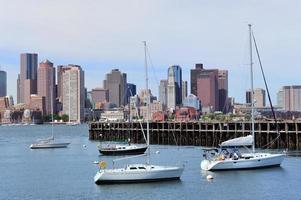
[0,124,300,200]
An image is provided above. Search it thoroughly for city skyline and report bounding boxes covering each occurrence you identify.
[1,1,301,103]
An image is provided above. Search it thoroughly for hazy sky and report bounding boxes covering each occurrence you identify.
[0,0,300,103]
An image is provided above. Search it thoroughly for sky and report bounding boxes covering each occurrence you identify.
[0,0,301,103]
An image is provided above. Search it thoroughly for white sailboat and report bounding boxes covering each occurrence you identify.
[94,41,184,184]
[201,24,284,171]
[30,83,70,149]
[66,71,80,126]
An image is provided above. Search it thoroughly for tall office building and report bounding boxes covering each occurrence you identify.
[218,70,228,112]
[167,67,176,110]
[103,69,127,107]
[159,80,168,107]
[62,65,85,122]
[126,83,136,102]
[38,59,55,115]
[0,69,7,97]
[17,74,20,103]
[190,63,228,112]
[18,53,38,104]
[182,80,188,102]
[281,86,301,111]
[246,88,266,107]
[166,65,183,110]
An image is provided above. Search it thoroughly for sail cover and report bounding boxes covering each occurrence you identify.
[220,135,253,147]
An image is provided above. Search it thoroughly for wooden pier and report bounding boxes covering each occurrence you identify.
[89,121,301,150]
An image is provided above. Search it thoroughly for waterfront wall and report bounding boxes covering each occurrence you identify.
[89,121,301,150]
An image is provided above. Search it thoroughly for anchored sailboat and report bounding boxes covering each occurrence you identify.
[94,42,184,184]
[201,24,285,171]
[30,82,70,149]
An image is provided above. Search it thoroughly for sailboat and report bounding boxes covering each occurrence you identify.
[94,41,184,184]
[98,91,148,155]
[30,83,70,149]
[200,24,284,171]
[66,71,80,126]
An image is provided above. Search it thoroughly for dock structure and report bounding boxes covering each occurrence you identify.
[89,121,301,150]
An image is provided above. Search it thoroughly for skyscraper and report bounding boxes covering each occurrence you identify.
[17,74,20,103]
[126,83,136,102]
[190,63,228,113]
[159,80,168,107]
[19,53,38,104]
[103,69,127,107]
[38,59,55,115]
[62,65,85,122]
[182,80,187,102]
[0,69,7,97]
[166,65,183,110]
[218,70,228,112]
[167,67,176,110]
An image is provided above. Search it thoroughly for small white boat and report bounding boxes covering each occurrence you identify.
[66,122,80,126]
[94,163,184,184]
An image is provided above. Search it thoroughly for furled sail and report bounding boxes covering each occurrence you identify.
[220,135,253,147]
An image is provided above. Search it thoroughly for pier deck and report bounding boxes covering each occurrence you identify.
[89,121,301,150]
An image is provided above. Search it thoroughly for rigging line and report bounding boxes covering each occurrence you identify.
[146,45,160,89]
[129,89,147,144]
[252,31,281,149]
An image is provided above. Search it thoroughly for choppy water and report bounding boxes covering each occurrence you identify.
[0,124,300,200]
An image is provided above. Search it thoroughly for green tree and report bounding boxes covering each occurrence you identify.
[61,114,69,122]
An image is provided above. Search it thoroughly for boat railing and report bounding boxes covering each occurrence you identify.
[112,154,147,168]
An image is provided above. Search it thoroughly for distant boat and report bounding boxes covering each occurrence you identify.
[94,41,184,184]
[200,25,284,171]
[30,137,70,149]
[30,84,70,149]
[66,121,80,126]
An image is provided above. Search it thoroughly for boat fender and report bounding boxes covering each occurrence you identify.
[98,161,107,169]
[206,175,214,181]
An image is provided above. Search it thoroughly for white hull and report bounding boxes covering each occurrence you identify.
[94,164,184,184]
[201,153,284,171]
[30,142,70,149]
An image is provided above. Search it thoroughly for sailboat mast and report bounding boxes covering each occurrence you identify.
[143,41,150,165]
[249,24,255,153]
[51,78,54,139]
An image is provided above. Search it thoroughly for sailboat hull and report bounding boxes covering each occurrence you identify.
[98,146,147,156]
[30,143,70,149]
[94,165,184,184]
[201,153,285,171]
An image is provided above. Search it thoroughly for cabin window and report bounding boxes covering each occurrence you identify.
[130,167,137,170]
[138,167,146,170]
